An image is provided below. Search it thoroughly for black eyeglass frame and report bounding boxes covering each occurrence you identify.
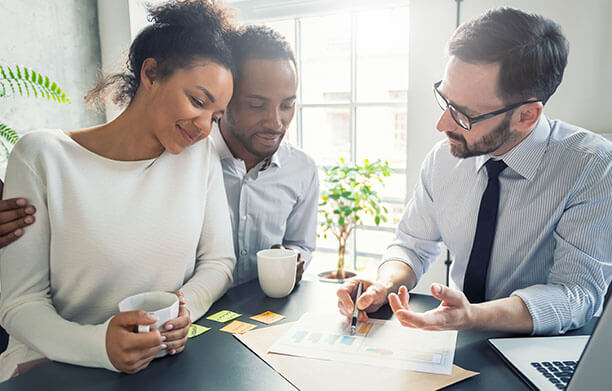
[433,80,541,131]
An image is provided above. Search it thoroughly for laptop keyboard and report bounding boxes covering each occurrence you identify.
[531,361,577,389]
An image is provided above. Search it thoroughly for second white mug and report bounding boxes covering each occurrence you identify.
[257,248,298,298]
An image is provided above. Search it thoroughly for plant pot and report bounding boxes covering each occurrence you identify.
[317,270,357,283]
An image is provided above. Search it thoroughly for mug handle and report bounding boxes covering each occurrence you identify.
[138,325,150,333]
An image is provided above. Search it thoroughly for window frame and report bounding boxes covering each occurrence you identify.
[256,5,410,269]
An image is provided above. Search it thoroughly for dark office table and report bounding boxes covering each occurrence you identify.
[0,279,595,390]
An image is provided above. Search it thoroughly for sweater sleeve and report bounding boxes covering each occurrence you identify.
[0,143,116,371]
[180,148,236,321]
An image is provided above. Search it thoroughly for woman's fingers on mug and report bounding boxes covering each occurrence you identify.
[163,336,188,353]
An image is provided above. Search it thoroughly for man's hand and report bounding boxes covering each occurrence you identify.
[106,311,164,374]
[0,180,36,248]
[161,291,191,355]
[337,278,390,322]
[271,244,305,285]
[295,253,305,284]
[388,283,475,331]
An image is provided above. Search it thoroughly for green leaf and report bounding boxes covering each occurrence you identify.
[338,216,345,226]
[375,216,381,225]
[0,122,19,157]
[1,64,70,103]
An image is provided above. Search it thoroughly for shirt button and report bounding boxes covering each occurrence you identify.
[240,249,247,256]
[242,215,247,220]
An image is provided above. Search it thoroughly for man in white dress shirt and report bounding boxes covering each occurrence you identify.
[213,26,318,286]
[337,7,612,335]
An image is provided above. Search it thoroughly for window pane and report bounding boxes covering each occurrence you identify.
[283,114,298,146]
[355,7,409,102]
[308,251,341,275]
[302,107,350,165]
[263,19,296,50]
[300,14,351,103]
[372,172,406,201]
[355,228,395,256]
[355,106,407,168]
[356,202,406,229]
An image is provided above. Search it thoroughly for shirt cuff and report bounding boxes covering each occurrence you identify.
[100,317,118,372]
[380,245,424,282]
[511,284,579,335]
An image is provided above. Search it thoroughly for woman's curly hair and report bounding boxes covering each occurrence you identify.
[86,0,235,108]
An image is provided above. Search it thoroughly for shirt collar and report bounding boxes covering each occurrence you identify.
[210,121,283,170]
[210,121,234,160]
[474,114,551,181]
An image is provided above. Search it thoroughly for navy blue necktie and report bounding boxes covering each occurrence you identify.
[463,159,507,303]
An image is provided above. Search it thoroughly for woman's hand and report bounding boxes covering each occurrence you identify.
[160,291,191,355]
[105,311,164,374]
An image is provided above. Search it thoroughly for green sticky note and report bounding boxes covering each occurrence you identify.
[206,310,242,323]
[188,324,210,338]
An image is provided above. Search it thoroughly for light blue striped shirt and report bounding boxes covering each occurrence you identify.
[210,124,319,286]
[383,115,612,335]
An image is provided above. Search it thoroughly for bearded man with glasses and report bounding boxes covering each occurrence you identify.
[337,7,612,335]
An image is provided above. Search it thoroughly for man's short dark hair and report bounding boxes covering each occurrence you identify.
[230,25,297,82]
[447,7,569,105]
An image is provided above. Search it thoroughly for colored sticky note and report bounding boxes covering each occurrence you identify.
[206,310,242,323]
[188,324,210,338]
[219,320,257,335]
[250,311,286,325]
[357,322,373,335]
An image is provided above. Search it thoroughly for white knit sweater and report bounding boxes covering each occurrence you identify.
[0,129,235,380]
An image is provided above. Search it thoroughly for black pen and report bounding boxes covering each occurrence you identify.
[350,281,363,335]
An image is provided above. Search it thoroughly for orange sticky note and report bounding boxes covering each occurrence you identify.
[250,311,286,325]
[219,320,257,335]
[357,322,373,335]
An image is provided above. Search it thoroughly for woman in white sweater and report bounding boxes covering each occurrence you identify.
[0,0,236,381]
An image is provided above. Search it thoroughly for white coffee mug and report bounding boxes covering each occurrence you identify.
[118,291,179,358]
[257,248,298,298]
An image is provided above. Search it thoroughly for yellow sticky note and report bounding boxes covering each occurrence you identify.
[219,320,257,335]
[188,324,210,338]
[206,310,242,323]
[250,311,286,325]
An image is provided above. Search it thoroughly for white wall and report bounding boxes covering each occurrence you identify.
[0,0,104,175]
[460,0,612,133]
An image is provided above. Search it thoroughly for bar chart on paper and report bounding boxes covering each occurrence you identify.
[268,313,457,375]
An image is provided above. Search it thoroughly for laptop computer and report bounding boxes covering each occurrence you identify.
[488,300,612,390]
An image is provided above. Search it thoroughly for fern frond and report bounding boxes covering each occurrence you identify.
[0,123,19,157]
[0,139,9,158]
[0,64,71,104]
[0,123,19,145]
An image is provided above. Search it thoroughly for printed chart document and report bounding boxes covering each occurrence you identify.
[268,312,457,375]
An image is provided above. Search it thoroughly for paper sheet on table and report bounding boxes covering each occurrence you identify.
[270,312,457,375]
[235,320,478,391]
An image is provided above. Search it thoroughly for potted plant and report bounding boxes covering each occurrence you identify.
[318,158,392,282]
[0,64,70,157]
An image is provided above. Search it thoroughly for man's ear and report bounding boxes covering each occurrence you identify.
[515,100,543,131]
[140,58,159,89]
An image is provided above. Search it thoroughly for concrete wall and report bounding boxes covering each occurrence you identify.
[0,0,104,174]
